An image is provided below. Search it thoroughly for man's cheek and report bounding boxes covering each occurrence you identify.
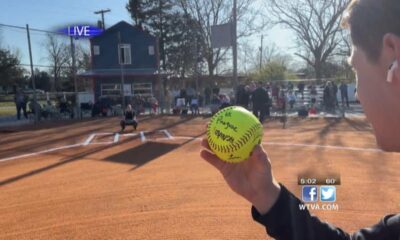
[355,74,364,102]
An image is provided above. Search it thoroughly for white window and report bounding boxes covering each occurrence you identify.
[101,84,121,96]
[123,84,133,96]
[93,45,100,55]
[118,44,131,65]
[132,83,153,97]
[148,45,155,55]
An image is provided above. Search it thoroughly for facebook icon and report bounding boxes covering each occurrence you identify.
[302,186,318,202]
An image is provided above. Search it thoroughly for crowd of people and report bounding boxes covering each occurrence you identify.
[236,80,352,119]
[161,80,353,121]
[10,80,352,122]
[322,81,350,112]
[13,89,75,120]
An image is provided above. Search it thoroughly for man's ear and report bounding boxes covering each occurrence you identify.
[383,33,400,83]
[393,60,400,84]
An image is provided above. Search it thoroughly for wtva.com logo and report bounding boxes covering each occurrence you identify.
[302,186,336,202]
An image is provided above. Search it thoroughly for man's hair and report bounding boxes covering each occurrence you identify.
[342,0,400,62]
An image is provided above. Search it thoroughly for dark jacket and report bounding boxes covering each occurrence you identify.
[252,87,269,107]
[236,85,250,107]
[252,184,400,239]
[125,110,136,120]
[340,84,348,95]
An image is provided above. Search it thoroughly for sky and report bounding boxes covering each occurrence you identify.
[0,0,296,73]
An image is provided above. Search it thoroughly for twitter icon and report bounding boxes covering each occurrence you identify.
[320,186,336,202]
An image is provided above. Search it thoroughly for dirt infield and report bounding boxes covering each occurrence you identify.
[0,116,399,239]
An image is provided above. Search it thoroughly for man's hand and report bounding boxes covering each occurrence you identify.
[200,138,281,215]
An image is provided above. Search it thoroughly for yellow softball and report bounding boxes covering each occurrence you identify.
[207,106,264,163]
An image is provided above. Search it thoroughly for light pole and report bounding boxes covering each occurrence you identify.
[232,0,238,90]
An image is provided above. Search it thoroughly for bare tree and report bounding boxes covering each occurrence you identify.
[337,31,354,80]
[240,41,293,74]
[62,42,91,91]
[44,34,69,91]
[337,31,352,57]
[177,0,267,76]
[267,0,349,80]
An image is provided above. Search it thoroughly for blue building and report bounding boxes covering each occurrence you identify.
[79,21,162,103]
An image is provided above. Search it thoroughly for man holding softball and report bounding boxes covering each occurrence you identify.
[201,0,400,239]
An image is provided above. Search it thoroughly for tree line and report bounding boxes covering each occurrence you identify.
[0,33,90,93]
[1,0,355,94]
[126,0,354,82]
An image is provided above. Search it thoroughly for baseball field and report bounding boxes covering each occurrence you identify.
[1,116,399,239]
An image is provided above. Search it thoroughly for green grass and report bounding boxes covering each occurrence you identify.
[0,95,14,102]
[0,107,16,117]
[0,101,49,108]
[0,100,55,117]
[0,102,15,107]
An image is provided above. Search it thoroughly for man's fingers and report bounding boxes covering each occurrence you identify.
[250,144,268,160]
[201,137,225,170]
[200,149,224,170]
[251,144,263,154]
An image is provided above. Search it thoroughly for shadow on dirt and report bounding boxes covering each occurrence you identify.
[104,142,180,171]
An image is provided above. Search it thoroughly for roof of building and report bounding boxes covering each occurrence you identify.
[90,21,155,40]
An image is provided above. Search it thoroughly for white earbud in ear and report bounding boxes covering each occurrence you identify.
[387,60,398,83]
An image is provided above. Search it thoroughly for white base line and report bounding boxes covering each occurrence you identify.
[122,133,138,137]
[170,136,202,141]
[87,142,114,145]
[0,134,382,163]
[114,133,120,143]
[93,133,114,136]
[154,138,174,141]
[161,130,173,139]
[83,134,95,146]
[0,144,82,163]
[140,131,146,142]
[163,136,381,152]
[264,142,381,152]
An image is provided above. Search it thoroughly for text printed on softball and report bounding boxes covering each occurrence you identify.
[216,116,238,132]
[214,130,235,144]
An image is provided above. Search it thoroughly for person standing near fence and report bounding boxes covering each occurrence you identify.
[28,98,42,120]
[251,82,269,123]
[165,88,172,114]
[287,90,296,109]
[323,81,335,112]
[297,81,305,99]
[332,81,339,107]
[204,86,211,105]
[236,84,251,109]
[14,89,27,120]
[340,81,350,107]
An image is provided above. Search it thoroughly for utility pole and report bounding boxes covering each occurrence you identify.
[70,36,79,119]
[158,1,166,71]
[26,24,38,123]
[118,32,126,111]
[232,0,238,91]
[94,9,111,30]
[259,35,263,71]
[195,38,199,91]
[156,37,164,114]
